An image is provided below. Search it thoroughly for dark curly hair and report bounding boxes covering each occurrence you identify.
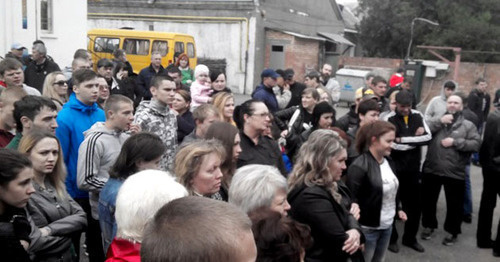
[249,208,312,262]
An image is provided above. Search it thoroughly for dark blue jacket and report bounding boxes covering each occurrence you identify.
[56,94,105,199]
[252,84,279,113]
[136,64,165,100]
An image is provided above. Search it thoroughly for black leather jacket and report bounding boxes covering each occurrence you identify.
[288,184,364,262]
[346,152,402,228]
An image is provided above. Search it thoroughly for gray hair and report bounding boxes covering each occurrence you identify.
[33,43,47,56]
[151,51,162,59]
[115,169,188,242]
[229,164,287,214]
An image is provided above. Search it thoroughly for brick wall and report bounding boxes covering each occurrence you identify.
[340,57,500,106]
[265,30,320,82]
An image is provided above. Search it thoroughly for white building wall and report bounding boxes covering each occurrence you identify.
[0,0,87,70]
[88,18,251,93]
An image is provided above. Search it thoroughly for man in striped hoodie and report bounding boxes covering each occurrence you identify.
[77,94,138,220]
[76,94,139,259]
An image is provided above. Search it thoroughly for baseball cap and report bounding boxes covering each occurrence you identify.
[11,43,26,50]
[261,69,280,79]
[362,94,379,102]
[283,68,295,80]
[363,88,375,96]
[395,89,413,106]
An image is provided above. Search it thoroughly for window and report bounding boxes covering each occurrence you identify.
[175,42,185,54]
[152,41,168,57]
[123,39,150,55]
[40,0,53,33]
[325,41,338,53]
[187,43,196,58]
[272,45,284,52]
[94,37,120,53]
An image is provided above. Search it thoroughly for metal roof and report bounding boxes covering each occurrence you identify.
[269,28,327,41]
[318,32,355,46]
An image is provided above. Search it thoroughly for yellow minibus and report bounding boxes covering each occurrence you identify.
[87,29,197,73]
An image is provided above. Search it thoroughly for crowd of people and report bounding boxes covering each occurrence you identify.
[1,40,500,262]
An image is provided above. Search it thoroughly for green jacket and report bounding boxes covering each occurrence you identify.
[6,133,22,150]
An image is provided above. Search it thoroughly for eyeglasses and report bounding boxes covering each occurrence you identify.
[53,81,67,86]
[252,112,270,118]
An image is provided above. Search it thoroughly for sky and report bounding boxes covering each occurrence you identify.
[336,0,359,9]
[336,0,358,5]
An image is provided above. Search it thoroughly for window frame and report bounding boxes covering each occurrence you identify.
[40,0,53,33]
[152,40,169,57]
[123,38,151,56]
[174,42,185,54]
[93,37,120,53]
[187,43,196,58]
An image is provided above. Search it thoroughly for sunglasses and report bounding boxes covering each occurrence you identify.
[53,81,67,86]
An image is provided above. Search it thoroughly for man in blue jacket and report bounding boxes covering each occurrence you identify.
[56,69,105,261]
[252,69,280,113]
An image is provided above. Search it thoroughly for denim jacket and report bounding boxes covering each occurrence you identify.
[98,178,124,253]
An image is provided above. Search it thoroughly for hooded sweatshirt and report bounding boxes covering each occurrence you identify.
[424,82,455,126]
[77,122,129,219]
[56,94,105,199]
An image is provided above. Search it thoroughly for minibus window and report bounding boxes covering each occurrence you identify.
[187,43,195,58]
[94,37,119,53]
[124,39,150,56]
[175,42,185,54]
[152,41,168,56]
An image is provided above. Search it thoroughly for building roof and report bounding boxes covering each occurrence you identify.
[269,28,327,41]
[338,4,360,32]
[318,32,355,46]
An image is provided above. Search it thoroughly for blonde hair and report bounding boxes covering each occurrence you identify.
[212,92,235,123]
[288,129,346,203]
[174,139,226,195]
[18,130,67,199]
[42,71,68,108]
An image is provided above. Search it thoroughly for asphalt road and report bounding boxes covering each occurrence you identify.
[385,163,500,262]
